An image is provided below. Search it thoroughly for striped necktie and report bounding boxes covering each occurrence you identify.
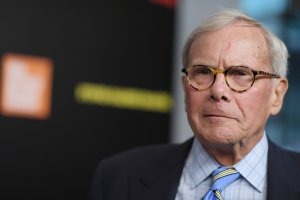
[202,166,240,200]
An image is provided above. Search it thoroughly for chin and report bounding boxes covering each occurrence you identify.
[197,129,240,145]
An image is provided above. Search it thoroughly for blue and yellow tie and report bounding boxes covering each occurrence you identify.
[202,167,240,200]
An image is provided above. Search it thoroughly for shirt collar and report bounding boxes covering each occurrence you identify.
[185,133,268,192]
[234,133,268,192]
[185,138,219,189]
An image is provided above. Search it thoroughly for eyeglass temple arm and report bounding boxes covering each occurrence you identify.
[182,68,188,75]
[255,70,280,78]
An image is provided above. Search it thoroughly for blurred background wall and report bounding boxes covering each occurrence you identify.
[0,0,299,199]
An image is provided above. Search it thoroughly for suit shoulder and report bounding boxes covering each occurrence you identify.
[104,142,187,167]
[89,140,193,199]
[287,150,300,166]
[269,140,300,167]
[98,139,193,174]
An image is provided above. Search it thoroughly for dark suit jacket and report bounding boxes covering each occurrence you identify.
[89,138,300,200]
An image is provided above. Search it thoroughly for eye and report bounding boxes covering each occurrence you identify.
[193,65,212,75]
[228,67,252,76]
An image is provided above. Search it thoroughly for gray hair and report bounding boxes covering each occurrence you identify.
[182,9,289,77]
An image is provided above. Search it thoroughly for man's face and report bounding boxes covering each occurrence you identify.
[183,22,288,149]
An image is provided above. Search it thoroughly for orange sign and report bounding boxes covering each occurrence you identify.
[0,53,53,119]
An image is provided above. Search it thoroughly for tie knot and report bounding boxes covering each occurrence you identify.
[210,166,240,191]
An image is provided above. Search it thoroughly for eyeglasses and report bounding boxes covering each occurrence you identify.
[182,65,280,92]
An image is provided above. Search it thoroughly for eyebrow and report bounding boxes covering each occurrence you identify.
[192,63,252,69]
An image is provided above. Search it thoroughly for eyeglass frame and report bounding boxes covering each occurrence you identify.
[182,65,281,93]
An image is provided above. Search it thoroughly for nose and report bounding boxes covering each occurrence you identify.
[209,73,230,102]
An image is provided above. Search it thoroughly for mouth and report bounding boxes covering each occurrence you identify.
[204,114,235,120]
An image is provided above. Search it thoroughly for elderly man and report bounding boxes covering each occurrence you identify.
[89,9,300,200]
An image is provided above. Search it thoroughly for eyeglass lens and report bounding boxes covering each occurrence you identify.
[187,65,254,91]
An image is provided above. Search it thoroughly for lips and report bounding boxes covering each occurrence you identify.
[205,114,230,118]
[203,113,236,120]
[202,107,238,121]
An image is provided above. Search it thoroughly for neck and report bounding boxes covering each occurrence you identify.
[201,134,264,166]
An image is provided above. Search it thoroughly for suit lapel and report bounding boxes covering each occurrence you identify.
[128,139,193,200]
[267,140,300,200]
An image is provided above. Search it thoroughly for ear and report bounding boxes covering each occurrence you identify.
[182,76,188,112]
[270,78,288,115]
[181,76,188,89]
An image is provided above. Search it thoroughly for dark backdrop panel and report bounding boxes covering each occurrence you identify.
[0,1,174,199]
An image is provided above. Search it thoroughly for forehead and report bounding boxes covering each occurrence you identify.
[188,22,270,67]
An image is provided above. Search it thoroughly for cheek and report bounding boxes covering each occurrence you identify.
[185,90,206,113]
[237,86,272,126]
